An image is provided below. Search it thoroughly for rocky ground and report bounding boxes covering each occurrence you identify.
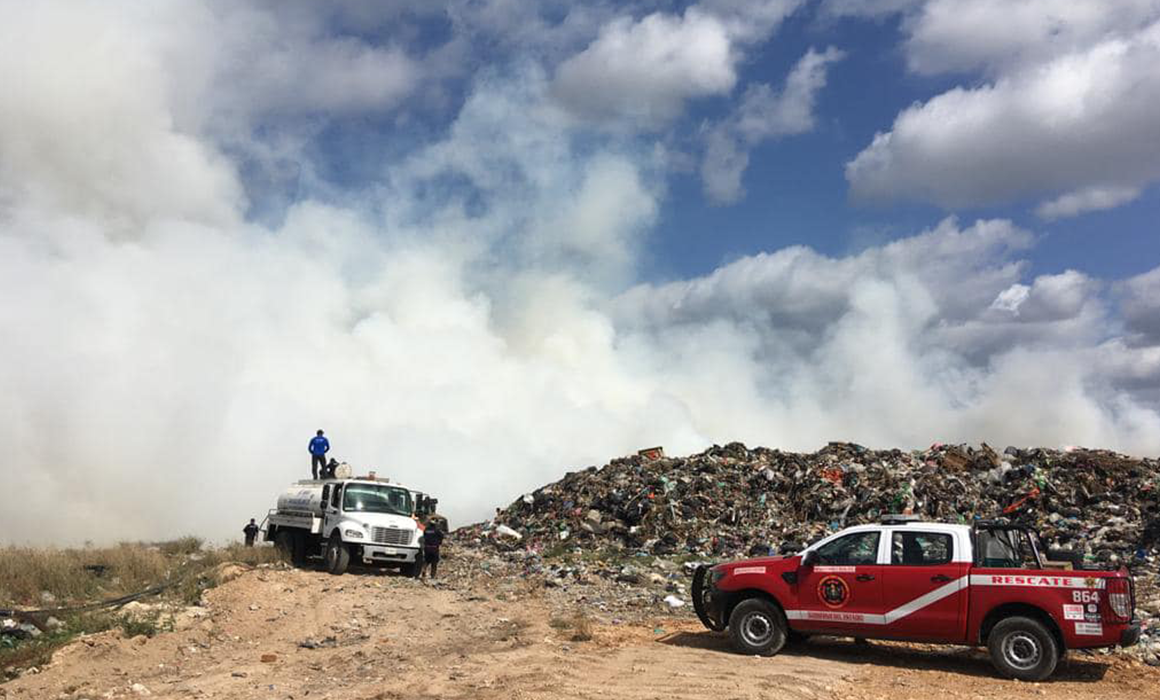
[3,552,1158,700]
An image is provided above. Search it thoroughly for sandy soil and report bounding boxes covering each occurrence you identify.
[2,565,1157,700]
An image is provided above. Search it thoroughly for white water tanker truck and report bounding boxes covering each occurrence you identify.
[264,473,439,576]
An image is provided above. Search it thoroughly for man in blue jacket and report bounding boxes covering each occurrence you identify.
[309,430,330,479]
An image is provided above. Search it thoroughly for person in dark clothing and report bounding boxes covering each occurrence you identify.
[243,519,260,547]
[322,457,339,480]
[308,429,330,479]
[421,523,445,579]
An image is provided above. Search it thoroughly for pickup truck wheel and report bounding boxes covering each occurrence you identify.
[728,599,787,656]
[324,533,350,576]
[988,617,1059,681]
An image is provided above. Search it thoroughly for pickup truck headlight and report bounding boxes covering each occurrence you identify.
[710,568,727,584]
[344,529,365,539]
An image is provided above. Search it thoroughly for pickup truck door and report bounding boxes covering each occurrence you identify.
[878,529,969,641]
[791,531,885,632]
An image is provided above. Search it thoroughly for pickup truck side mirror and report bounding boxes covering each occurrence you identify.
[800,550,817,568]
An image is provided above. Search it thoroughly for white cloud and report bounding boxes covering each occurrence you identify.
[991,284,1031,314]
[702,46,844,203]
[184,3,420,123]
[698,0,806,43]
[1009,270,1100,323]
[846,20,1160,211]
[701,130,751,205]
[614,218,1033,337]
[0,2,245,228]
[899,0,1160,75]
[1118,266,1160,345]
[548,1,808,129]
[737,47,845,140]
[1036,184,1143,220]
[552,9,737,126]
[612,218,1157,454]
[0,0,432,230]
[824,0,1160,74]
[386,65,663,285]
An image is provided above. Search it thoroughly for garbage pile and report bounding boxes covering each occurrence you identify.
[458,441,1160,662]
[1,617,44,647]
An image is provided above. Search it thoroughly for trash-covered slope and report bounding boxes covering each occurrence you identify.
[472,442,1159,567]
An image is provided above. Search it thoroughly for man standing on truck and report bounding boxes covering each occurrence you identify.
[309,429,330,479]
[420,521,445,580]
[243,518,260,547]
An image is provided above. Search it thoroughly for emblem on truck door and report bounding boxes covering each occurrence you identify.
[818,575,850,609]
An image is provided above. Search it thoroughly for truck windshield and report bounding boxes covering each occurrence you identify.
[342,484,412,516]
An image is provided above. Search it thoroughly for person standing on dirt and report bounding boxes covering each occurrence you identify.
[420,522,445,579]
[243,519,260,547]
[309,429,330,479]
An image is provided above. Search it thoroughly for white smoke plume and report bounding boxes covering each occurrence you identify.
[1,1,1158,545]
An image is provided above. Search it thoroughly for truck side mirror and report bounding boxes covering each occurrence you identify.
[800,550,816,568]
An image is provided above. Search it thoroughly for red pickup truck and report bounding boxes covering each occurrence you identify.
[692,516,1140,680]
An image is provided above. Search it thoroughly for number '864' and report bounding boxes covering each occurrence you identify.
[1072,590,1100,604]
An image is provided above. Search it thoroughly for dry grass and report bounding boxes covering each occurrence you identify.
[549,611,594,642]
[1,539,282,677]
[0,544,172,607]
[0,539,282,609]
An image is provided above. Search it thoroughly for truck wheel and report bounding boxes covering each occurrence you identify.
[728,598,787,656]
[988,616,1059,681]
[324,533,350,576]
[275,531,295,564]
[290,532,307,567]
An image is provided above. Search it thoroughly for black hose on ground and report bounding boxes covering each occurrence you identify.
[0,562,261,623]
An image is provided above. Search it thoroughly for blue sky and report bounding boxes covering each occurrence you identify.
[285,2,1159,281]
[2,0,1159,542]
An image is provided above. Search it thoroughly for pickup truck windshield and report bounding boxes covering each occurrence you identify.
[342,484,412,516]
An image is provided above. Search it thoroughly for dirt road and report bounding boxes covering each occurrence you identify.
[2,566,1156,700]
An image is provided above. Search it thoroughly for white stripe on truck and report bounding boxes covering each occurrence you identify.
[785,576,966,625]
[784,573,1106,625]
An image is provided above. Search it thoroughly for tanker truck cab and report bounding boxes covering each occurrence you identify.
[267,476,426,577]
